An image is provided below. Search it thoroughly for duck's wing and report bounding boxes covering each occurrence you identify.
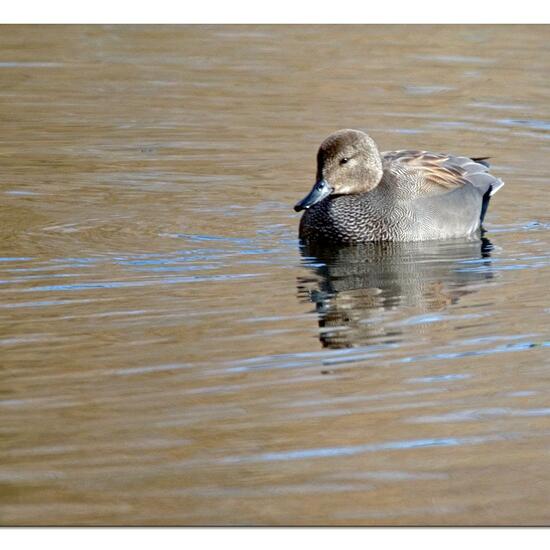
[381,150,504,197]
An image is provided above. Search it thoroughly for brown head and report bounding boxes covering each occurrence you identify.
[294,129,384,212]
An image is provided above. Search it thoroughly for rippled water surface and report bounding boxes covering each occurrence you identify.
[1,25,550,525]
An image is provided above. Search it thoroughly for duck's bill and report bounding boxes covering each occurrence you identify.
[293,179,333,212]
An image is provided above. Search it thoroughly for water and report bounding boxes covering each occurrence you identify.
[1,25,550,525]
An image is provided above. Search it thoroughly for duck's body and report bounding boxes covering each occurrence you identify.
[295,131,504,243]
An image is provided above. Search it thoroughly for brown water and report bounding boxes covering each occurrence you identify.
[1,24,550,526]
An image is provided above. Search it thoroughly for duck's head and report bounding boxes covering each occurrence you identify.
[294,129,383,212]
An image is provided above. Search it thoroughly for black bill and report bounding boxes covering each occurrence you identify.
[293,179,333,212]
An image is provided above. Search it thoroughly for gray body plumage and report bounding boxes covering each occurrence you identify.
[298,146,504,243]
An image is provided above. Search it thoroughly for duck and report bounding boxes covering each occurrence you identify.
[294,129,504,243]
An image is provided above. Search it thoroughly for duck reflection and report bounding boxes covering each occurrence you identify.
[297,238,494,349]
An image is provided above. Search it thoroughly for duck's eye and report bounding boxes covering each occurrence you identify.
[339,157,350,165]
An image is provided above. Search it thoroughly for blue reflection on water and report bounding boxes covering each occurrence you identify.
[221,435,493,464]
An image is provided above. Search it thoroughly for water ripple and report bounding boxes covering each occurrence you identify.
[221,434,506,464]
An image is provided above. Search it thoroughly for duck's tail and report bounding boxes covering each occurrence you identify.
[466,157,504,223]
